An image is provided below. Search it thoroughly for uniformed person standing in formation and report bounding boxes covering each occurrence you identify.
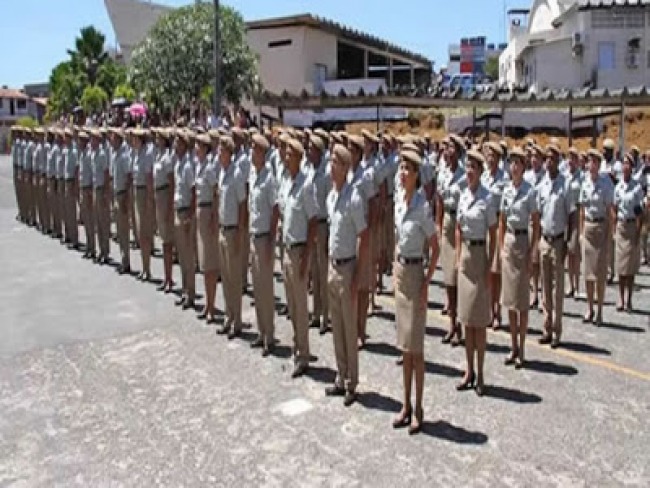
[325,144,369,407]
[173,131,196,310]
[565,147,584,298]
[195,133,220,323]
[524,144,546,309]
[306,133,331,334]
[33,128,47,232]
[78,131,96,260]
[110,128,132,274]
[62,128,80,250]
[455,149,497,396]
[90,129,111,264]
[153,129,175,291]
[500,147,539,369]
[132,129,155,281]
[436,134,466,346]
[579,149,615,325]
[537,145,576,348]
[481,141,507,329]
[614,153,644,311]
[392,149,439,434]
[45,129,59,236]
[248,134,280,356]
[282,138,318,378]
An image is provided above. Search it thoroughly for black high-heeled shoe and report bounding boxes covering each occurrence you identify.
[392,407,412,429]
[582,311,594,324]
[451,326,463,347]
[408,407,423,435]
[456,371,475,391]
[504,353,517,366]
[475,379,486,397]
[441,331,453,344]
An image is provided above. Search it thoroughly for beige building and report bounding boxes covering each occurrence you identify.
[500,0,650,91]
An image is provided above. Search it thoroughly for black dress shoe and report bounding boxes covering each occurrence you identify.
[156,282,167,292]
[456,371,475,391]
[216,324,230,335]
[227,328,241,340]
[182,300,195,311]
[395,355,404,366]
[441,332,453,344]
[319,325,329,336]
[175,296,187,307]
[250,336,264,348]
[197,310,208,320]
[504,354,517,366]
[343,391,357,407]
[325,385,345,397]
[538,335,552,345]
[291,363,307,378]
[309,318,320,329]
[551,337,561,349]
[118,266,131,275]
[392,408,412,429]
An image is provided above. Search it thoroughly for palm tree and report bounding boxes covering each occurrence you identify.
[67,26,109,85]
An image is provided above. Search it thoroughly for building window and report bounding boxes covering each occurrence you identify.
[0,99,3,109]
[16,99,27,110]
[268,39,292,48]
[598,42,616,70]
[592,8,645,28]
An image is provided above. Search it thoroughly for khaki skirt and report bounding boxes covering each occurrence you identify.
[458,240,491,327]
[155,187,174,244]
[582,220,608,281]
[616,220,640,276]
[529,220,541,265]
[501,231,529,311]
[395,262,426,354]
[135,188,153,243]
[197,205,219,273]
[440,214,458,286]
[567,219,581,256]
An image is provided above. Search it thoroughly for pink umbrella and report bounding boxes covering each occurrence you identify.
[128,102,147,117]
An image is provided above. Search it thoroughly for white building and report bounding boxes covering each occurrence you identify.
[499,0,650,92]
[0,88,45,153]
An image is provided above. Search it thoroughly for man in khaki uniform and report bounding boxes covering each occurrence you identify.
[325,144,369,406]
[282,138,319,378]
[233,128,251,291]
[91,129,111,264]
[248,134,280,356]
[62,128,80,249]
[216,135,247,338]
[110,128,132,274]
[77,131,96,259]
[22,128,35,227]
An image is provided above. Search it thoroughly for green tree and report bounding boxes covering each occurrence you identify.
[80,85,108,114]
[113,83,137,103]
[96,58,127,98]
[47,61,86,117]
[129,3,259,108]
[485,56,499,81]
[68,26,109,85]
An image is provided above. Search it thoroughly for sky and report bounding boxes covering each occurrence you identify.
[0,0,529,88]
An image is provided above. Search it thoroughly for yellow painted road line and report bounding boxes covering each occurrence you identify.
[375,295,650,382]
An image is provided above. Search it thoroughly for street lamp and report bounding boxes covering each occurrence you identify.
[213,0,222,124]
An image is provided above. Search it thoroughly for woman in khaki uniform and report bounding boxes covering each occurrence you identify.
[455,149,497,396]
[565,148,584,299]
[579,149,615,325]
[614,153,644,311]
[499,148,539,368]
[392,150,439,435]
[153,129,175,293]
[131,129,155,281]
[195,134,220,323]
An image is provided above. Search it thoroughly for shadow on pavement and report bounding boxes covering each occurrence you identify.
[305,366,337,384]
[425,325,446,338]
[524,359,578,376]
[421,420,489,444]
[373,310,396,322]
[425,361,463,378]
[357,392,401,413]
[364,341,400,358]
[561,341,611,356]
[483,384,542,403]
[597,321,646,333]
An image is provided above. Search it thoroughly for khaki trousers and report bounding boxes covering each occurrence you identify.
[115,192,131,267]
[52,180,63,236]
[385,199,395,268]
[23,172,34,223]
[311,222,329,323]
[130,187,139,245]
[47,178,58,232]
[251,235,275,344]
[81,188,95,253]
[241,208,250,286]
[36,177,44,228]
[40,177,50,231]
[540,237,565,338]
[95,187,110,257]
[175,209,196,300]
[13,168,22,218]
[328,259,358,392]
[283,246,310,366]
[64,181,78,244]
[219,227,242,329]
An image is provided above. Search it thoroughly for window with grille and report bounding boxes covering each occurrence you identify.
[592,8,646,28]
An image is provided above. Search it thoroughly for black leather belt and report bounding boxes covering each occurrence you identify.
[253,232,270,239]
[81,185,92,190]
[464,239,486,246]
[398,255,423,265]
[155,184,169,191]
[136,185,147,189]
[64,178,75,183]
[332,256,355,266]
[543,233,564,243]
[115,189,127,196]
[176,206,190,212]
[507,228,528,236]
[318,218,328,224]
[198,201,213,208]
[586,217,604,223]
[287,242,306,250]
[220,224,237,231]
[619,218,636,223]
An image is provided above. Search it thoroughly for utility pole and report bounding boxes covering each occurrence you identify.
[213,0,222,124]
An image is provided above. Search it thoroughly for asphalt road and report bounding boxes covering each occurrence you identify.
[0,156,648,487]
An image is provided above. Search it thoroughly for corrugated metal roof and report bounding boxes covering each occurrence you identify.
[0,88,29,100]
[577,0,650,8]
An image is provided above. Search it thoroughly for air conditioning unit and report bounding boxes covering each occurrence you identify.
[626,52,639,69]
[572,32,584,56]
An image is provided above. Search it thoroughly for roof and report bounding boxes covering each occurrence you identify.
[0,88,29,100]
[577,0,650,8]
[259,85,650,110]
[104,0,170,49]
[246,14,431,67]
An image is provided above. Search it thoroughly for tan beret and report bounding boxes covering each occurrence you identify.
[252,133,270,152]
[624,152,635,164]
[196,133,211,146]
[89,129,102,138]
[63,128,73,137]
[231,127,245,139]
[568,146,579,156]
[630,145,640,153]
[287,138,305,157]
[220,135,235,152]
[532,144,544,156]
[309,134,325,152]
[587,148,602,160]
[330,132,343,145]
[361,129,379,144]
[333,144,352,166]
[484,141,503,157]
[248,127,259,135]
[33,127,45,135]
[314,128,329,141]
[509,146,526,160]
[545,144,561,156]
[348,135,364,152]
[401,143,422,155]
[466,148,486,165]
[448,133,464,150]
[400,150,422,167]
[602,138,615,150]
[499,140,508,151]
[78,131,89,140]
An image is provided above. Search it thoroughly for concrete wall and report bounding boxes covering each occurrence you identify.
[301,27,337,93]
